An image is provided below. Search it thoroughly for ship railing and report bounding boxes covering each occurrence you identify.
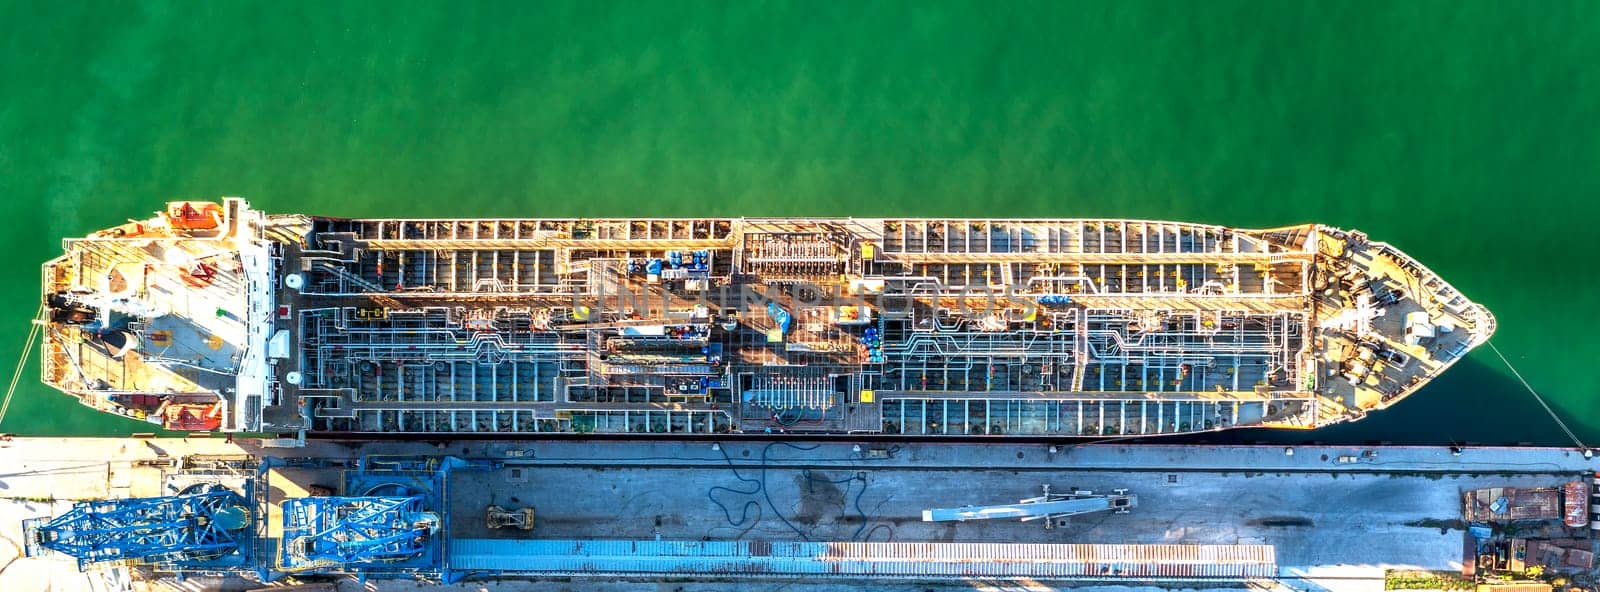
[471,278,510,292]
[597,363,712,376]
[741,368,836,412]
[1267,251,1313,264]
[357,236,738,252]
[559,407,732,434]
[367,407,572,434]
[323,340,585,358]
[1081,328,1288,356]
[887,351,1080,369]
[882,250,1314,265]
[1371,242,1491,338]
[889,275,1271,300]
[878,218,1239,253]
[309,261,384,294]
[67,241,150,279]
[880,394,1316,436]
[886,332,1073,357]
[1025,276,1101,295]
[310,331,584,354]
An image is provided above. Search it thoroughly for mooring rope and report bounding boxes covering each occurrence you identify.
[0,305,45,427]
[1487,340,1588,452]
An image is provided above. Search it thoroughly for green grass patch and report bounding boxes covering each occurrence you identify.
[1386,570,1475,591]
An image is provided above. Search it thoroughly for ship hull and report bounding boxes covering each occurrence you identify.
[40,200,1494,443]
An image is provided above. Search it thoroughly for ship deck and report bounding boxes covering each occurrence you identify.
[39,200,1494,439]
[39,201,271,430]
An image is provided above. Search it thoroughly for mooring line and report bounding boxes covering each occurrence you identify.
[0,305,45,427]
[1487,340,1588,452]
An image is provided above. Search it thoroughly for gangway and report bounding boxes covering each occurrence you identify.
[921,485,1135,528]
[22,483,253,569]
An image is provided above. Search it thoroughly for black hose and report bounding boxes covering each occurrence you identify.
[706,442,893,543]
[860,523,895,543]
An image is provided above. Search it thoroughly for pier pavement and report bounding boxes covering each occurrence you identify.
[0,437,1591,592]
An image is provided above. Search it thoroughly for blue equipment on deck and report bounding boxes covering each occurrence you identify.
[767,302,792,334]
[22,483,253,570]
[1036,295,1072,306]
[280,495,440,572]
[261,455,493,583]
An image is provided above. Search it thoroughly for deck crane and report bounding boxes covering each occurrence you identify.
[22,483,252,569]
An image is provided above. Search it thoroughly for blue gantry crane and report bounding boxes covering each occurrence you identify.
[268,455,491,580]
[279,494,440,572]
[22,456,485,582]
[22,483,253,570]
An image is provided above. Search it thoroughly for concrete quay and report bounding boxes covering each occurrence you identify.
[0,437,1593,592]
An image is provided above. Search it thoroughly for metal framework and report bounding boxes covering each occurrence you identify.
[277,216,1344,438]
[279,495,440,572]
[23,484,252,569]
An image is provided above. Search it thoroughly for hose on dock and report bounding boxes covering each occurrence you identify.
[1487,341,1588,453]
[0,305,45,427]
[708,442,888,542]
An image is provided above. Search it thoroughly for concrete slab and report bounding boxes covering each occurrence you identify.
[441,462,1558,572]
[0,437,1594,591]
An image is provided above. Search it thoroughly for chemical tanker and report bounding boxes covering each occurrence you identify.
[39,199,1493,443]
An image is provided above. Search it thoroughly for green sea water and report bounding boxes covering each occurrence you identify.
[2,0,1595,444]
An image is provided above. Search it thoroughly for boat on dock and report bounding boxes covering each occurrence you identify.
[39,198,1494,443]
